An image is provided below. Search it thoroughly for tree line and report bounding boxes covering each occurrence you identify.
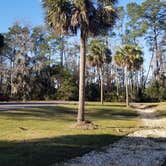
[0,0,165,110]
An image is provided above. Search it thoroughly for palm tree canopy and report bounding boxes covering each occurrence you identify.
[87,39,112,68]
[42,0,118,123]
[114,44,143,71]
[42,0,117,37]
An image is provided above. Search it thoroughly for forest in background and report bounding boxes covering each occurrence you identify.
[0,0,165,102]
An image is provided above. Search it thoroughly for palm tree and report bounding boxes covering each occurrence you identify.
[114,45,143,107]
[42,0,117,124]
[87,39,111,104]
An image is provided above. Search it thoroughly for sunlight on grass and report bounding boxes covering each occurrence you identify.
[155,102,166,118]
[0,102,139,166]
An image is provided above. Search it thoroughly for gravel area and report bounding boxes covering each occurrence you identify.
[59,106,166,166]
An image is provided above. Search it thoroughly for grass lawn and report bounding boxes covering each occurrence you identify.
[0,102,139,166]
[155,102,166,118]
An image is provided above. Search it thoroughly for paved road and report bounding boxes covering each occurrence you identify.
[0,101,78,110]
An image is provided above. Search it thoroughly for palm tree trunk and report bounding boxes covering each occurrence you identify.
[77,33,86,123]
[125,66,129,107]
[99,68,103,104]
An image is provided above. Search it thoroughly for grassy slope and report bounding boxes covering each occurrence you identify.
[155,102,166,118]
[0,102,139,166]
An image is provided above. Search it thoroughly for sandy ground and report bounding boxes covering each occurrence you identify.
[59,106,166,166]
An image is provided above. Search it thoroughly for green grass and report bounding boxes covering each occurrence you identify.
[0,102,139,166]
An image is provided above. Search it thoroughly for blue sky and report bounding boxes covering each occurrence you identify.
[0,0,142,33]
[0,0,43,33]
[0,0,150,73]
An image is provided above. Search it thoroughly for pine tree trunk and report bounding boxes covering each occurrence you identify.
[77,33,86,123]
[99,68,103,105]
[60,48,63,66]
[144,50,154,87]
[125,67,129,107]
[116,78,119,97]
[154,28,159,81]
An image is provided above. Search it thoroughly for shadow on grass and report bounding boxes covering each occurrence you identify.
[87,108,138,120]
[0,101,78,105]
[0,106,77,121]
[0,134,166,166]
[0,105,138,121]
[0,134,122,166]
[139,112,166,119]
[86,103,127,107]
[155,112,166,119]
[130,104,158,109]
[143,104,158,109]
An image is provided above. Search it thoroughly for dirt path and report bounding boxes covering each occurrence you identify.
[60,106,166,166]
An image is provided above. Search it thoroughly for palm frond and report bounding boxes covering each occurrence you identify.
[87,38,112,67]
[114,44,143,70]
[42,0,73,35]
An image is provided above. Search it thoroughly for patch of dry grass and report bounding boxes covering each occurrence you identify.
[155,102,166,118]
